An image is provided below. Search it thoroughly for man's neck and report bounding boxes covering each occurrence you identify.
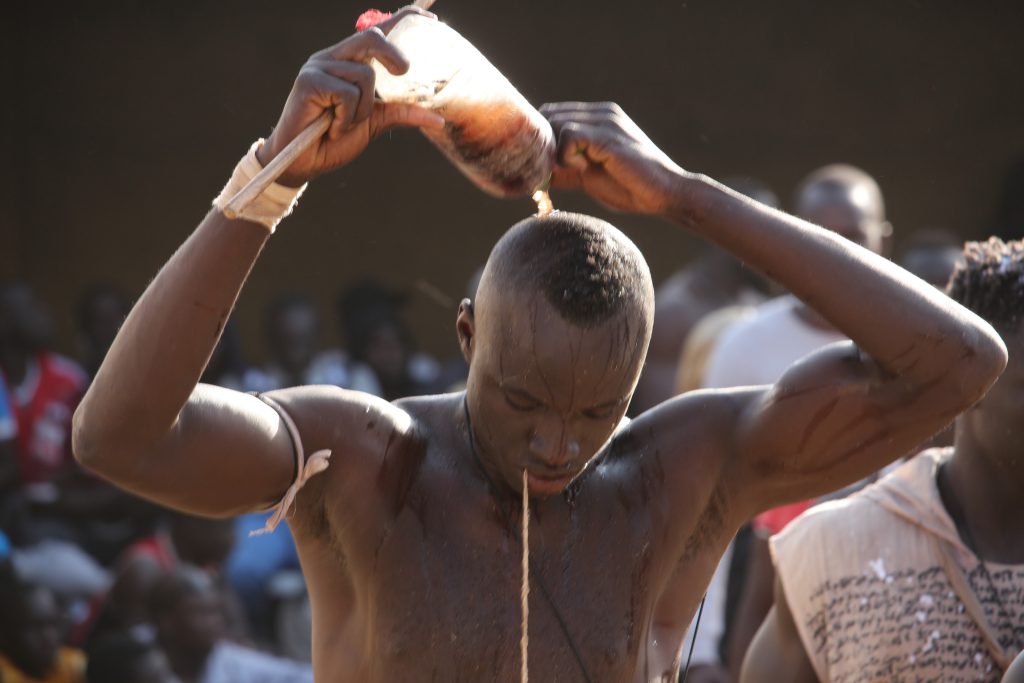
[940,437,1024,564]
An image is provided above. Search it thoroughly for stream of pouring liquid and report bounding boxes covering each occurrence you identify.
[532,189,554,217]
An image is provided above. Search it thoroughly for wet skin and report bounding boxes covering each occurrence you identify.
[72,11,1008,683]
[269,290,740,681]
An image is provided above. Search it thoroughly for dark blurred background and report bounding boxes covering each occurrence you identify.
[2,0,1023,359]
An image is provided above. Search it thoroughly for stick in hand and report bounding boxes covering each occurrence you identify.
[222,0,437,220]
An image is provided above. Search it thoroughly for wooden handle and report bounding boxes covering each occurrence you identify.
[223,111,332,219]
[224,1,438,219]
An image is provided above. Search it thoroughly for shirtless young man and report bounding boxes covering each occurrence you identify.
[71,8,1007,681]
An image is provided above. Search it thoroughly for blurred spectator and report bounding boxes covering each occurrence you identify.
[74,284,129,381]
[742,238,1024,683]
[98,511,247,645]
[691,165,891,678]
[0,569,86,683]
[0,281,112,601]
[243,292,378,394]
[0,281,86,497]
[200,320,248,390]
[85,632,179,683]
[674,305,757,395]
[898,228,965,289]
[630,177,775,416]
[0,373,18,502]
[151,567,311,683]
[337,279,439,400]
[994,156,1024,241]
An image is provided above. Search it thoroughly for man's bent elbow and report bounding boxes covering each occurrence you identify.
[72,403,102,471]
[951,319,1008,402]
[71,401,130,477]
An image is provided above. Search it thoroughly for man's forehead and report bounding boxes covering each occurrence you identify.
[800,182,880,220]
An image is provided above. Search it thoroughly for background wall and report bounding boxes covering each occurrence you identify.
[2,0,1023,361]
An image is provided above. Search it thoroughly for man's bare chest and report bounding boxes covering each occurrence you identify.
[336,465,672,681]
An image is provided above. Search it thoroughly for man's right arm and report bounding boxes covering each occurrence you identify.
[71,10,443,517]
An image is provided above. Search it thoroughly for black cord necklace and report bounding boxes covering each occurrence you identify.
[461,396,706,681]
[462,396,594,683]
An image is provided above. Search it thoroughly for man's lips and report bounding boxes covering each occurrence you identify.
[525,468,576,495]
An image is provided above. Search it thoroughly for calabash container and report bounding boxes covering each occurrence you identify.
[370,14,555,198]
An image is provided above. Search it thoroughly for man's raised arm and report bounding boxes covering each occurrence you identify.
[541,102,1007,512]
[72,9,444,516]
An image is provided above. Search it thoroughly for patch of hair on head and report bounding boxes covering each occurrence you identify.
[946,237,1024,331]
[486,212,653,330]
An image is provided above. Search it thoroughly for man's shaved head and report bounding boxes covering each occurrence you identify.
[794,164,889,253]
[795,164,885,221]
[477,212,654,329]
[460,212,654,497]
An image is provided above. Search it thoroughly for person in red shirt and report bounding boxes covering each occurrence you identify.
[0,282,87,492]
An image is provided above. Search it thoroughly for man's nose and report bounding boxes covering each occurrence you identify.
[529,419,581,469]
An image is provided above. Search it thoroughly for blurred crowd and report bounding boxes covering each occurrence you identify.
[0,277,471,683]
[1,159,1022,683]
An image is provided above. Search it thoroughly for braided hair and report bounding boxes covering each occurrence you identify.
[946,237,1024,330]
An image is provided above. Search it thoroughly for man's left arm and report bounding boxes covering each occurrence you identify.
[542,102,1007,517]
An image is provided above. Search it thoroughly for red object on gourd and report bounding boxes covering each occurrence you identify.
[355,9,393,31]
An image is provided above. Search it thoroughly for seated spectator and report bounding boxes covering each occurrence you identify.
[631,176,774,415]
[337,279,438,400]
[151,567,311,683]
[898,228,965,289]
[74,283,129,381]
[100,511,247,644]
[200,320,248,391]
[85,632,178,683]
[742,238,1024,682]
[0,281,113,601]
[243,292,377,394]
[0,372,17,502]
[0,280,86,504]
[0,568,85,683]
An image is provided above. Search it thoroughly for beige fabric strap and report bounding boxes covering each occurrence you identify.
[250,394,331,536]
[212,140,307,233]
[932,535,1014,671]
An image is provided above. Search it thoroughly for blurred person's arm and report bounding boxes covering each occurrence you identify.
[0,378,18,495]
[726,534,774,679]
[739,576,817,683]
[72,10,443,516]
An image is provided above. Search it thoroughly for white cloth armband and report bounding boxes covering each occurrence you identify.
[212,139,307,233]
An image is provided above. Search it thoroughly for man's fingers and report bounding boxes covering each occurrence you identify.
[308,60,376,127]
[554,121,613,170]
[295,68,362,139]
[370,101,445,137]
[318,28,410,75]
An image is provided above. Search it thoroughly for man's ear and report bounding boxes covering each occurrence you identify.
[878,220,894,258]
[456,298,475,364]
